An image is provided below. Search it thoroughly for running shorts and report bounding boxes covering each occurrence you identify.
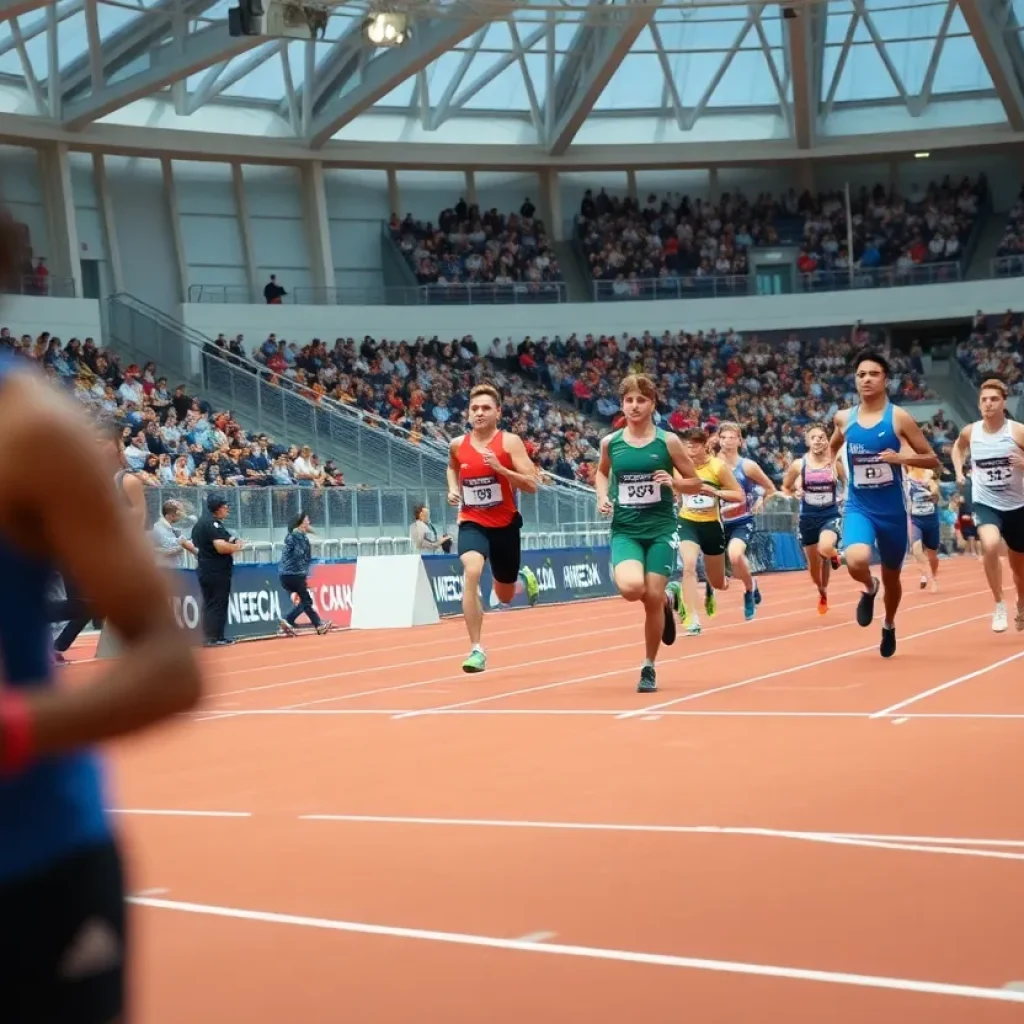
[0,840,126,1024]
[610,532,677,578]
[676,518,727,557]
[723,519,754,548]
[972,503,1024,553]
[842,507,908,570]
[457,513,523,584]
[798,514,842,549]
[910,515,941,552]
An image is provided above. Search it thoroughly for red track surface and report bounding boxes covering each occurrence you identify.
[74,557,1024,1021]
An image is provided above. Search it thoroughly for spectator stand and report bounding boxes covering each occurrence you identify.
[992,186,1024,280]
[954,308,1024,418]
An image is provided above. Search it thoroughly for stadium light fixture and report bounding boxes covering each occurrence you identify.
[914,151,930,159]
[363,12,409,47]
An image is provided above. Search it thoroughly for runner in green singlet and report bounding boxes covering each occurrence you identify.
[596,373,701,694]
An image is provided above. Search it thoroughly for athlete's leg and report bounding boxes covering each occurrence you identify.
[804,544,823,589]
[726,531,757,620]
[976,523,1004,602]
[460,551,486,645]
[678,539,702,633]
[997,511,1024,631]
[923,519,940,591]
[643,571,670,661]
[703,554,728,590]
[873,515,908,657]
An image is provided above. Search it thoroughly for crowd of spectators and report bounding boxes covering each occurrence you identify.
[0,329,346,492]
[956,309,1024,395]
[389,198,563,300]
[575,176,985,295]
[995,186,1024,275]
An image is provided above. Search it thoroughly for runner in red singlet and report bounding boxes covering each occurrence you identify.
[447,383,540,673]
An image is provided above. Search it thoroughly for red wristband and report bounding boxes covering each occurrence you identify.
[0,691,35,776]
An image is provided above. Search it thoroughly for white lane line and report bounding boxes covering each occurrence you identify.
[133,887,170,897]
[892,717,909,725]
[517,931,557,943]
[127,895,1024,1005]
[870,650,1024,718]
[110,809,253,818]
[620,612,989,719]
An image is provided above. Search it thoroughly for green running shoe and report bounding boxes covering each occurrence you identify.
[686,620,702,637]
[704,581,717,618]
[462,649,487,673]
[519,566,540,606]
[637,664,657,693]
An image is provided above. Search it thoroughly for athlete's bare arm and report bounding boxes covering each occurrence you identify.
[705,463,745,506]
[888,408,939,470]
[829,410,849,460]
[0,371,203,762]
[951,424,973,485]
[484,433,537,494]
[1007,422,1024,470]
[446,437,461,506]
[595,435,613,516]
[121,472,148,530]
[665,433,702,494]
[781,459,803,497]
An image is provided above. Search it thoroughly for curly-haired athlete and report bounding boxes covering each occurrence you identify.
[0,207,204,1023]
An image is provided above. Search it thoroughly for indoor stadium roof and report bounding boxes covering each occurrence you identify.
[0,0,1022,163]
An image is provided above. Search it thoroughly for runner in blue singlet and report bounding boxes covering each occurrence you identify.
[716,423,777,621]
[0,349,203,1022]
[829,351,939,658]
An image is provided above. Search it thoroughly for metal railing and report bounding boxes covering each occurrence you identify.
[106,294,598,524]
[141,484,607,544]
[592,274,750,302]
[11,273,76,298]
[799,261,963,291]
[991,254,1024,278]
[187,280,567,306]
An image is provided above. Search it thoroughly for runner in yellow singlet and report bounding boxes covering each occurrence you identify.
[672,427,744,637]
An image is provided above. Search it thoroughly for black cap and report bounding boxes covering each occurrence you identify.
[207,494,228,514]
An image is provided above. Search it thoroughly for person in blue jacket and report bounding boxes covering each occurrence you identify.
[278,512,334,636]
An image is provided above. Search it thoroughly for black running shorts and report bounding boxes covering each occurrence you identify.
[973,502,1024,553]
[457,513,523,584]
[0,841,126,1024]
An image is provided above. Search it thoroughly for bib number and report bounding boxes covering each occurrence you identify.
[851,456,894,489]
[462,475,502,508]
[617,473,660,507]
[977,458,1011,489]
[911,500,935,516]
[804,490,834,508]
[683,493,716,511]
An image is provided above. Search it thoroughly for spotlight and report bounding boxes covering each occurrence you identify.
[363,12,409,47]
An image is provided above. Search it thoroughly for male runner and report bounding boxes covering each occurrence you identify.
[906,465,941,592]
[782,423,844,614]
[951,378,1024,631]
[0,351,204,1022]
[716,422,777,620]
[596,374,701,693]
[829,351,938,657]
[671,427,745,636]
[447,383,539,673]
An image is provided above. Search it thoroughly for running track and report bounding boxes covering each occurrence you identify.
[67,557,1024,1022]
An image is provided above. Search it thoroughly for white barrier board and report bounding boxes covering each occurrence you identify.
[350,554,441,630]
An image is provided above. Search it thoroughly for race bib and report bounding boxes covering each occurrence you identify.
[976,457,1012,489]
[462,475,502,507]
[683,493,716,511]
[911,500,935,516]
[804,490,834,507]
[617,473,660,507]
[850,454,894,488]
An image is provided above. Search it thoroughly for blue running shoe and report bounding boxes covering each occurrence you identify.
[743,589,756,621]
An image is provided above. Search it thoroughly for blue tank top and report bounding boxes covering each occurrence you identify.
[721,457,758,524]
[842,402,907,518]
[0,354,109,885]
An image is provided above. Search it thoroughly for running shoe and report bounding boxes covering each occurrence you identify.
[704,581,717,618]
[462,649,487,673]
[519,566,540,606]
[880,623,897,658]
[637,664,657,693]
[753,580,762,606]
[661,592,677,646]
[316,621,335,635]
[993,602,1009,633]
[856,577,879,628]
[278,619,297,637]
[919,575,928,590]
[817,590,828,616]
[743,589,756,621]
[685,619,702,637]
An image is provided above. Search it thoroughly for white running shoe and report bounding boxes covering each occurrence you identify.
[992,602,1008,633]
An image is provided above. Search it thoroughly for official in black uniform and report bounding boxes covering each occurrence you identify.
[191,494,245,646]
